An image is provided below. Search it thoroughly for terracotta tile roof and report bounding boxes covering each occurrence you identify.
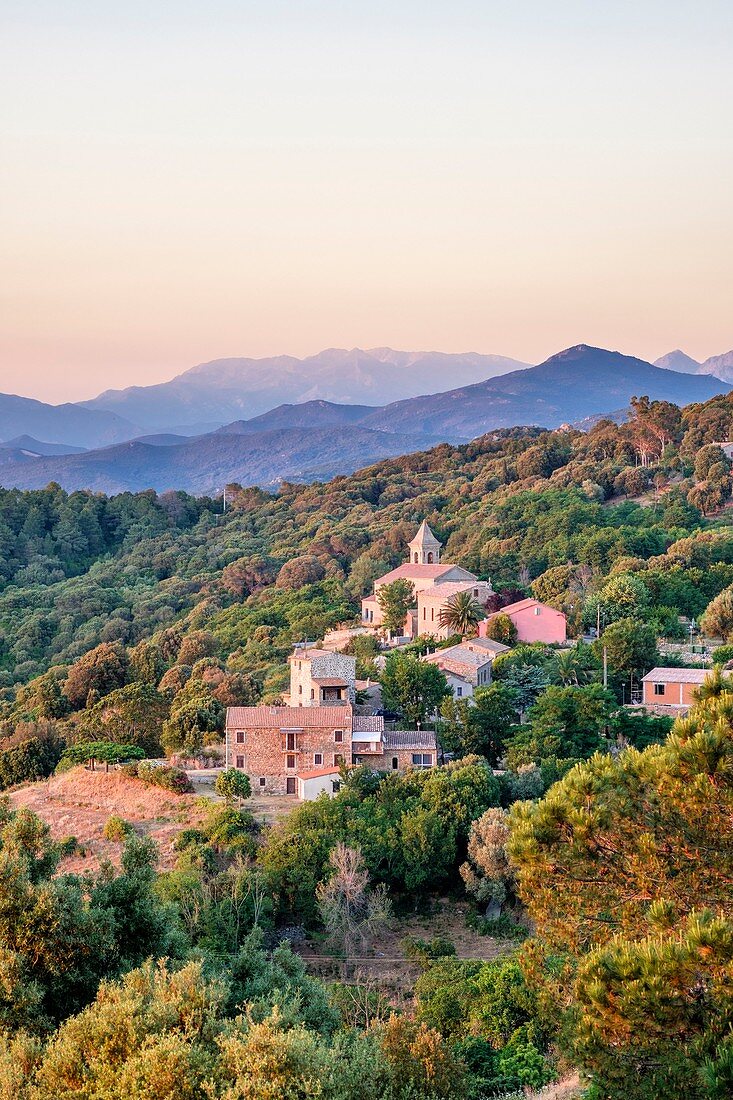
[384,729,438,750]
[420,581,488,598]
[353,715,384,733]
[425,643,496,666]
[462,637,510,655]
[298,766,343,781]
[288,647,336,662]
[226,705,352,728]
[376,564,459,584]
[641,667,720,684]
[425,657,477,683]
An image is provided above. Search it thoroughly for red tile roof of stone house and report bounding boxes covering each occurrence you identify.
[425,656,478,683]
[298,766,343,781]
[384,729,438,750]
[352,715,384,733]
[287,647,335,662]
[226,706,352,727]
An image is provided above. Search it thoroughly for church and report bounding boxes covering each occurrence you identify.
[361,521,493,640]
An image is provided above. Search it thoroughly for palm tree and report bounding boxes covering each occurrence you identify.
[438,591,484,637]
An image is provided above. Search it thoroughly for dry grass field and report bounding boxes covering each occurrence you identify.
[8,766,208,872]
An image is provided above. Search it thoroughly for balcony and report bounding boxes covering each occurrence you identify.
[351,740,384,755]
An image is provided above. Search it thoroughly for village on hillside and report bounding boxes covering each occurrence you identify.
[222,520,723,801]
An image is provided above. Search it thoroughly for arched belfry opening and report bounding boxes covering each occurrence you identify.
[406,521,442,566]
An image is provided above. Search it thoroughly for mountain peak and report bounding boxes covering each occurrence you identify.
[654,349,701,373]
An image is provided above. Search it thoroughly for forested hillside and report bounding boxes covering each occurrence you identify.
[0,390,732,696]
[2,390,733,1097]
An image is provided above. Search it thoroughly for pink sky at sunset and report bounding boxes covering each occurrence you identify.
[1,1,731,403]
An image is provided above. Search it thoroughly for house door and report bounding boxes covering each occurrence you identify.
[286,777,296,795]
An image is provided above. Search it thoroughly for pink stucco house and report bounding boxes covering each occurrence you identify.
[479,597,566,645]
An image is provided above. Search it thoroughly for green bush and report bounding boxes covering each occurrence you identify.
[123,759,194,794]
[102,815,133,841]
[402,936,457,967]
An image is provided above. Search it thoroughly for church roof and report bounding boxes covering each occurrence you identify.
[408,520,441,548]
[420,580,485,598]
[375,564,454,584]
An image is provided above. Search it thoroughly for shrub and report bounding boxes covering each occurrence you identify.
[123,760,194,794]
[483,614,518,645]
[402,936,457,967]
[103,815,133,841]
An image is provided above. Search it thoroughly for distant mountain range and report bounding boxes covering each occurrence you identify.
[0,344,729,494]
[79,348,529,430]
[0,427,439,496]
[655,348,733,383]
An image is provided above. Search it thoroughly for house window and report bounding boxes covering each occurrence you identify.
[456,686,463,697]
[286,754,296,769]
[391,757,398,770]
[334,730,343,743]
[427,552,433,563]
[332,780,341,793]
[423,608,427,620]
[310,688,315,699]
[236,755,245,769]
[298,684,302,694]
[286,732,296,750]
[259,777,266,788]
[534,606,541,616]
[431,608,434,621]
[412,753,432,767]
[653,683,665,696]
[334,753,344,766]
[414,553,419,563]
[236,731,245,743]
[314,752,323,766]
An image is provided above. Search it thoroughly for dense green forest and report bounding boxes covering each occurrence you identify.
[3,391,733,1096]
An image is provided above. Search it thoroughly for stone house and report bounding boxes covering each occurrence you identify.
[286,645,356,707]
[479,597,567,645]
[224,704,438,795]
[422,637,509,699]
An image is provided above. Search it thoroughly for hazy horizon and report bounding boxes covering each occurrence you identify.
[2,1,732,402]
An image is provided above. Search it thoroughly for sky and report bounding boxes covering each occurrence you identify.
[1,1,732,402]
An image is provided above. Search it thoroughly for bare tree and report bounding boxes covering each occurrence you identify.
[316,843,391,978]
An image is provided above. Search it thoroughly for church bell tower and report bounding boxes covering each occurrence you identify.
[407,520,441,565]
